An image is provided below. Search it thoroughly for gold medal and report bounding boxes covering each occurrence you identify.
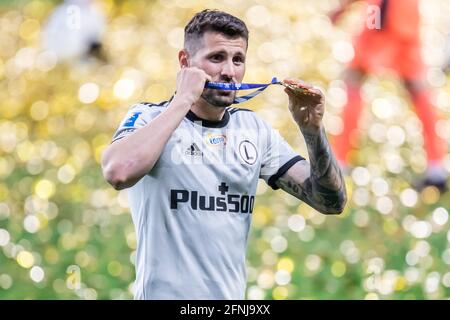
[279,81,318,97]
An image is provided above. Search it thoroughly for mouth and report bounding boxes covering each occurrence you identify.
[217,90,232,96]
[204,80,237,98]
[207,86,234,96]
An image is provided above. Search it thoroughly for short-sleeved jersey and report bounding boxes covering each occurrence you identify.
[111,99,304,299]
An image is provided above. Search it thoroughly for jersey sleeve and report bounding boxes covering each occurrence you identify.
[111,103,162,143]
[259,126,305,190]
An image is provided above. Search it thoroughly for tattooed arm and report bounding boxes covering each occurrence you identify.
[276,79,347,215]
[276,127,347,214]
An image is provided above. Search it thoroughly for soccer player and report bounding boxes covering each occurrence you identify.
[101,10,347,300]
[330,0,448,191]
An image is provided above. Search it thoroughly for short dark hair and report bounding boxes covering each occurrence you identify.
[184,9,249,54]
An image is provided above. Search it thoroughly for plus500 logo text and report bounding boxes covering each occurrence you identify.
[170,190,254,214]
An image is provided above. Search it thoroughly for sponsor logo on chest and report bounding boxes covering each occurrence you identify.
[206,133,227,147]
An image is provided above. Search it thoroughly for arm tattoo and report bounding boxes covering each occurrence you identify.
[277,127,347,214]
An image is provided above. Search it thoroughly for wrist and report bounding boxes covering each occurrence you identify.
[172,93,196,110]
[300,122,323,136]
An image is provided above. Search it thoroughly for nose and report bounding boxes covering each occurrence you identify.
[220,59,236,81]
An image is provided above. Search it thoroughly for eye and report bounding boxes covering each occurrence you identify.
[210,54,223,62]
[233,56,245,65]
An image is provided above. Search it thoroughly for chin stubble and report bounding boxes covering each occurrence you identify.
[201,90,235,108]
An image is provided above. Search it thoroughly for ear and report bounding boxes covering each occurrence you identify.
[178,49,189,68]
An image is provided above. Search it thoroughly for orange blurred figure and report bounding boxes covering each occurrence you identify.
[331,0,448,191]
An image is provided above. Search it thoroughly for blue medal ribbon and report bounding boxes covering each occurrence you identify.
[205,77,281,104]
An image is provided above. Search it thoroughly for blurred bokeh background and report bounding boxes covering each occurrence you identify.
[1,0,450,300]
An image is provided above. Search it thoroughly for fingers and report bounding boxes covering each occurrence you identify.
[176,67,213,103]
[308,87,322,96]
[178,67,211,83]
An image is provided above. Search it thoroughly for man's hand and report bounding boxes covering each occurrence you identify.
[283,78,325,133]
[175,66,212,106]
[275,78,347,215]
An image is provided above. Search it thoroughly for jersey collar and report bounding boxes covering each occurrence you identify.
[185,109,230,128]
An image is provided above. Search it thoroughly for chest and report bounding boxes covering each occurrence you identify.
[157,122,263,187]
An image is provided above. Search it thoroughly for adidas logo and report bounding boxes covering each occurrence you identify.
[185,143,203,156]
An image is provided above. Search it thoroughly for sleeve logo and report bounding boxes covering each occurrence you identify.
[123,112,142,127]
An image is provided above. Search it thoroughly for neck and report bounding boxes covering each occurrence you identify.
[191,98,226,121]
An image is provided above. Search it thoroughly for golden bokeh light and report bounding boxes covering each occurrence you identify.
[0,0,449,300]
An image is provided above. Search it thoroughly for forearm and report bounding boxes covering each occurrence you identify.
[278,79,346,213]
[302,126,341,189]
[277,125,347,214]
[102,96,190,189]
[301,125,347,213]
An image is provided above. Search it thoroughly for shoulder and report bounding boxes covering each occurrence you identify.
[118,99,172,127]
[124,99,172,120]
[129,99,171,112]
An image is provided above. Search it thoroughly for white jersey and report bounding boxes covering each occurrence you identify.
[111,99,304,299]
